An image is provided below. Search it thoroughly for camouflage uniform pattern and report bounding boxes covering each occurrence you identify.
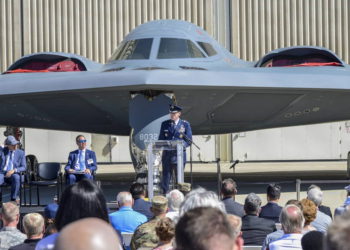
[130,196,168,250]
[130,217,160,250]
[0,227,27,250]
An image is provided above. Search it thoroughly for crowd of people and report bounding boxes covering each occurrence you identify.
[0,178,350,250]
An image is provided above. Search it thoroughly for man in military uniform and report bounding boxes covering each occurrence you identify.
[158,105,192,194]
[130,196,168,250]
[0,202,27,249]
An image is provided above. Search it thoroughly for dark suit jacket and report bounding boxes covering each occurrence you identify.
[222,197,244,217]
[133,198,153,220]
[65,149,97,172]
[259,202,283,223]
[0,148,27,173]
[319,205,332,219]
[9,239,41,250]
[241,214,276,246]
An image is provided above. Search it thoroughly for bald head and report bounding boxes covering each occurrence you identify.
[54,218,122,250]
[280,205,304,234]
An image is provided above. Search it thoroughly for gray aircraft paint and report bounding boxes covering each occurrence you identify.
[0,20,350,137]
[129,94,172,150]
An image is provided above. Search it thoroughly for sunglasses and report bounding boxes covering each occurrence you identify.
[77,140,87,143]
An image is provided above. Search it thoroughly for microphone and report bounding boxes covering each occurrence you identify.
[229,160,239,169]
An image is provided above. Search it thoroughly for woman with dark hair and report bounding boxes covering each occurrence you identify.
[35,179,109,250]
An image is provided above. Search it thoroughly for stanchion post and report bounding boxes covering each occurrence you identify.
[296,179,301,200]
[217,158,222,197]
[190,144,193,186]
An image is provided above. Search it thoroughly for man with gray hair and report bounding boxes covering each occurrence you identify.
[179,187,226,217]
[109,191,147,233]
[0,202,26,249]
[9,213,44,250]
[166,189,184,222]
[325,211,350,250]
[241,193,276,246]
[269,205,304,249]
[307,187,332,232]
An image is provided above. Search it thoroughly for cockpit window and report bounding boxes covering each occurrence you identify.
[260,54,343,67]
[197,42,217,56]
[110,38,153,60]
[157,38,205,59]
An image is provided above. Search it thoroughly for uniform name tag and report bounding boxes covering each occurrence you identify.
[87,159,94,164]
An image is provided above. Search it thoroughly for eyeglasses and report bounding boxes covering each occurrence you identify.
[77,140,87,143]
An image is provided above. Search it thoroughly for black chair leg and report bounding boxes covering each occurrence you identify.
[56,183,60,202]
[19,181,22,207]
[36,185,40,206]
[29,184,32,206]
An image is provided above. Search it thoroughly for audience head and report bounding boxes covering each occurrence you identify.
[54,218,122,250]
[301,231,324,250]
[44,203,58,219]
[227,214,242,238]
[0,202,19,226]
[75,134,87,150]
[155,217,175,243]
[151,196,168,216]
[325,211,350,250]
[280,205,304,234]
[244,193,261,215]
[267,184,281,201]
[167,189,184,212]
[221,178,238,198]
[129,183,146,199]
[178,182,191,196]
[176,207,242,250]
[179,187,226,217]
[55,179,109,231]
[300,199,317,226]
[117,192,133,207]
[345,185,350,196]
[23,213,44,239]
[285,199,303,209]
[307,186,323,207]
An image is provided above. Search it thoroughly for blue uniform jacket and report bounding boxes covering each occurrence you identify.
[158,119,192,147]
[64,149,97,172]
[0,147,27,173]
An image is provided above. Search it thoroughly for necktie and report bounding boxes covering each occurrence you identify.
[7,152,13,171]
[79,151,86,171]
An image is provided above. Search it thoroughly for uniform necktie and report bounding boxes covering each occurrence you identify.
[6,151,14,171]
[79,150,86,171]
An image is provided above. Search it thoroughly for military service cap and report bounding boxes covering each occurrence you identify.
[169,104,182,113]
[152,196,168,211]
[178,182,191,193]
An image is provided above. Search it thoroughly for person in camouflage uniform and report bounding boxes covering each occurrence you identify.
[0,202,26,250]
[130,196,168,250]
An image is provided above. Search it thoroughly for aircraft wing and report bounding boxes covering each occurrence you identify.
[1,66,350,135]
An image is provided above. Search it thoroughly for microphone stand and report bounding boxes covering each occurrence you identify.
[181,132,200,150]
[180,132,200,186]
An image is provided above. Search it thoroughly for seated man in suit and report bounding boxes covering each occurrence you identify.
[65,135,97,185]
[221,178,244,217]
[241,193,276,246]
[130,183,153,220]
[308,184,332,219]
[0,136,26,202]
[259,184,283,222]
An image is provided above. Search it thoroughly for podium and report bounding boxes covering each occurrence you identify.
[146,140,185,199]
